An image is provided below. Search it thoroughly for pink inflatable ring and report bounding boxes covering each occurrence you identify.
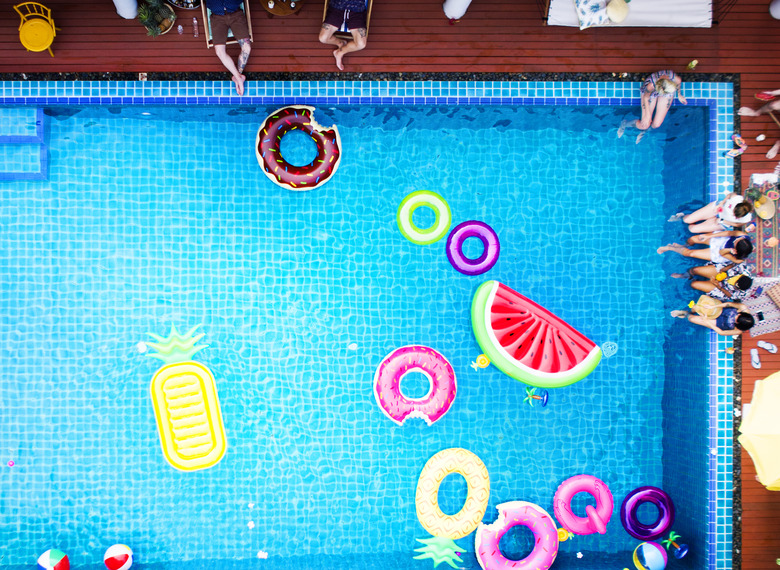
[373,345,456,426]
[475,501,559,570]
[553,474,614,535]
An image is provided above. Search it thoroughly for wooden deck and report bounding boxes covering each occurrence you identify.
[3,0,780,566]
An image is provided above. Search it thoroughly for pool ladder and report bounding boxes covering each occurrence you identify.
[0,107,48,181]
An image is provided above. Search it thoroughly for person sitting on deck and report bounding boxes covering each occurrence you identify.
[618,70,687,143]
[671,301,754,336]
[319,0,368,71]
[657,231,752,265]
[206,0,252,95]
[677,192,754,234]
[738,89,780,159]
[673,262,754,301]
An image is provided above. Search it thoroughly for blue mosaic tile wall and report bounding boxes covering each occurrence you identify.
[0,80,735,570]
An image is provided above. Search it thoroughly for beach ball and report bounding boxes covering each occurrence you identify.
[104,544,133,570]
[632,541,668,570]
[37,549,70,570]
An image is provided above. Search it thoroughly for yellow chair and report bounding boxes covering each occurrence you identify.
[14,2,57,57]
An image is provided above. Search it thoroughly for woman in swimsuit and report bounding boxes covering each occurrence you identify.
[679,192,754,234]
[619,70,687,142]
[657,231,752,264]
[671,301,754,336]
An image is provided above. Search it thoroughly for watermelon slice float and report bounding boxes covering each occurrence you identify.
[471,280,601,388]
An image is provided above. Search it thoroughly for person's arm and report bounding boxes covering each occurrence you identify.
[719,249,743,263]
[724,301,748,311]
[709,278,734,299]
[673,75,687,104]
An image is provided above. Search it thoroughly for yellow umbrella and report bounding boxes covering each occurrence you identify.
[739,370,780,491]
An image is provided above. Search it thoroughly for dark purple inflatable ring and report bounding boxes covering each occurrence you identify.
[445,221,500,276]
[620,486,675,541]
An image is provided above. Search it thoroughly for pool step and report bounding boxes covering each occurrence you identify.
[0,107,48,181]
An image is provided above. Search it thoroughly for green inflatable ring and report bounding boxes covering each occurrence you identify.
[396,190,452,245]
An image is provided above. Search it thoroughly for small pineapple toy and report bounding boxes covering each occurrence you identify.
[145,325,227,471]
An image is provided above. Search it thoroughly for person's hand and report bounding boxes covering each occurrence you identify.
[678,94,688,105]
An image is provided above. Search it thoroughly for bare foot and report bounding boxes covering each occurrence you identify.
[671,272,691,279]
[670,310,688,318]
[232,74,246,96]
[617,120,629,139]
[635,130,646,144]
[333,48,345,71]
[657,243,682,254]
[767,140,780,159]
[738,106,760,117]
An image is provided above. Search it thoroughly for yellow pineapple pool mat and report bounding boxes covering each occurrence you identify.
[145,325,227,472]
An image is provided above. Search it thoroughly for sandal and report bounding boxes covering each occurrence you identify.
[758,340,778,354]
[751,348,762,369]
[756,91,777,101]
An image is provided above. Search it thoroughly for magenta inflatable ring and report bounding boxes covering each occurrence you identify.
[445,220,500,276]
[620,486,675,540]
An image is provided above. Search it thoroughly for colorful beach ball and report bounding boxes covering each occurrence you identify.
[632,541,668,570]
[37,549,70,570]
[104,544,133,570]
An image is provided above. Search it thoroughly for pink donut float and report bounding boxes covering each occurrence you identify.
[553,474,613,535]
[373,345,456,426]
[475,501,559,570]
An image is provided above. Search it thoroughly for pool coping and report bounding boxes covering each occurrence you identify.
[0,79,737,569]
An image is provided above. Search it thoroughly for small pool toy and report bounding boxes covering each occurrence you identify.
[255,105,341,191]
[661,531,689,559]
[620,486,675,540]
[397,190,452,245]
[475,501,559,570]
[445,220,500,276]
[553,474,613,535]
[470,280,602,388]
[725,134,748,158]
[104,544,133,570]
[37,549,69,570]
[374,345,456,426]
[523,386,549,407]
[146,325,227,472]
[631,541,668,570]
[416,448,490,539]
[413,536,467,569]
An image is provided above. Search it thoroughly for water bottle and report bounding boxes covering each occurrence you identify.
[193,17,199,37]
[177,24,183,34]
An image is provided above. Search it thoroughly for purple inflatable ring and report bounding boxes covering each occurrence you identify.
[620,486,675,540]
[445,221,500,276]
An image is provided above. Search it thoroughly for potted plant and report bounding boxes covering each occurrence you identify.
[137,0,177,36]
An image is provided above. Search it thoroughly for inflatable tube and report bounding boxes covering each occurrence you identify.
[415,448,490,539]
[374,345,456,426]
[553,474,613,535]
[475,501,559,570]
[620,486,675,541]
[255,105,341,191]
[446,221,500,276]
[397,190,452,245]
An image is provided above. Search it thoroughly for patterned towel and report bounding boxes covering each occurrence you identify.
[751,214,780,277]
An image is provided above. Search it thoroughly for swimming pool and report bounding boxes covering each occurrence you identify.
[0,80,735,570]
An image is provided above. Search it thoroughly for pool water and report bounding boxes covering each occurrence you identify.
[0,103,710,569]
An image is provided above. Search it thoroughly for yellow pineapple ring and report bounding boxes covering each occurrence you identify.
[415,448,490,539]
